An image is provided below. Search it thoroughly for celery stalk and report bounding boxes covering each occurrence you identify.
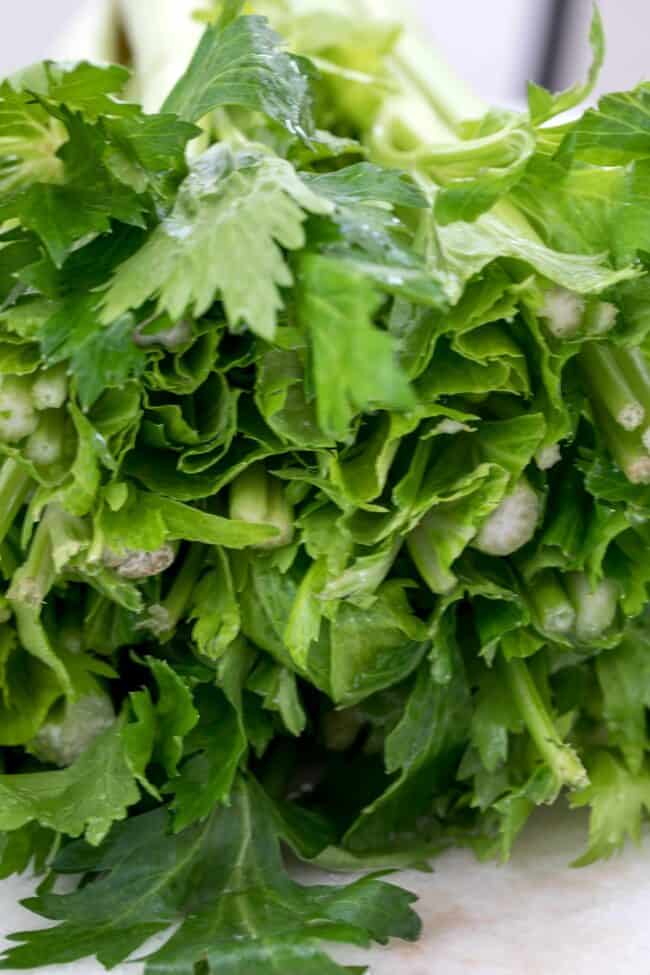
[32,364,68,411]
[535,444,562,471]
[591,396,650,484]
[581,344,645,432]
[352,0,485,129]
[25,411,66,467]
[50,0,119,63]
[0,377,38,444]
[525,570,576,638]
[612,348,650,452]
[565,572,619,643]
[8,512,56,609]
[583,300,618,336]
[230,463,293,549]
[407,515,457,595]
[539,287,586,339]
[28,693,116,768]
[499,656,588,791]
[115,0,203,111]
[471,479,540,557]
[144,543,205,638]
[0,459,32,547]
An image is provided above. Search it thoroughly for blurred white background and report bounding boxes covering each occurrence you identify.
[0,0,647,104]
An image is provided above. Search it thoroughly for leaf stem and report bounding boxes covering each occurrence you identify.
[8,512,56,609]
[358,0,486,131]
[407,512,458,595]
[146,543,205,639]
[499,655,588,791]
[230,464,293,550]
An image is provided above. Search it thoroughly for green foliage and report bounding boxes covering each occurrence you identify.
[102,145,332,339]
[2,4,650,974]
[163,14,313,136]
[0,717,140,845]
[571,751,650,865]
[0,778,420,973]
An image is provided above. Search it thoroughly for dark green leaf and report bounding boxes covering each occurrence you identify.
[0,778,420,973]
[297,254,414,440]
[163,15,313,138]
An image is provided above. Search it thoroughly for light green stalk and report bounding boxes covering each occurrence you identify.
[0,459,32,547]
[32,364,68,411]
[25,410,66,467]
[499,656,588,791]
[0,376,38,443]
[581,344,645,432]
[565,572,619,643]
[612,347,650,451]
[590,397,650,484]
[230,463,293,550]
[525,570,576,638]
[144,543,205,638]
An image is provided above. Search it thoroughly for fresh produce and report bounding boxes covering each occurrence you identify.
[1,0,650,970]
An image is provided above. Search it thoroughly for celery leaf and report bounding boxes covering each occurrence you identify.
[0,778,420,973]
[101,145,332,339]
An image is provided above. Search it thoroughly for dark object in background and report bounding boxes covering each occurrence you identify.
[535,0,577,92]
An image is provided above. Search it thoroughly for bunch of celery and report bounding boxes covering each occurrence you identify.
[2,1,650,972]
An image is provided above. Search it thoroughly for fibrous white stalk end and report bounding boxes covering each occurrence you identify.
[0,410,38,444]
[625,456,650,484]
[25,437,61,466]
[32,367,68,411]
[7,578,44,609]
[25,412,64,466]
[472,480,540,557]
[541,288,586,338]
[544,605,577,636]
[585,301,618,336]
[103,544,176,579]
[616,402,645,431]
[139,603,172,636]
[435,419,468,435]
[554,743,590,791]
[568,575,620,643]
[535,444,562,471]
[0,382,38,443]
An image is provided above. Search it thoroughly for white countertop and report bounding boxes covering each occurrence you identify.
[1,802,648,975]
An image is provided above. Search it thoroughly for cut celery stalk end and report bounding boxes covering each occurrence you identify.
[565,572,619,642]
[540,287,586,339]
[526,570,576,637]
[582,343,645,431]
[472,479,540,557]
